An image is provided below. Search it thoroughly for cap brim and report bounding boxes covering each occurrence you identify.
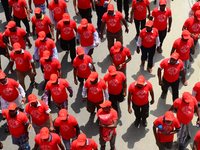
[88,77,95,82]
[49,79,57,83]
[8,107,17,110]
[81,24,87,27]
[14,48,21,51]
[40,134,49,139]
[63,19,70,21]
[78,52,85,55]
[38,37,45,40]
[137,81,144,85]
[0,76,6,80]
[35,11,41,14]
[77,141,85,146]
[183,35,190,39]
[110,71,117,76]
[185,98,192,103]
[145,25,153,27]
[170,56,178,60]
[29,100,37,103]
[5,25,12,29]
[159,3,166,5]
[59,116,67,120]
[165,118,173,121]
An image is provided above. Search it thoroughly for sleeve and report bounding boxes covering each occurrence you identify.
[73,20,77,28]
[102,80,107,90]
[194,97,198,106]
[73,58,78,67]
[10,52,14,62]
[120,72,126,81]
[146,0,150,5]
[158,60,165,70]
[102,13,106,23]
[54,118,60,127]
[56,59,61,69]
[31,16,35,24]
[118,11,123,20]
[8,0,11,6]
[43,89,49,105]
[173,99,179,108]
[151,9,156,17]
[131,1,135,8]
[34,43,39,61]
[20,28,27,37]
[34,135,39,144]
[125,48,131,56]
[148,82,153,91]
[194,131,200,142]
[153,118,160,127]
[168,9,172,17]
[55,134,62,144]
[93,31,99,44]
[27,52,33,61]
[41,101,50,112]
[22,114,29,125]
[173,40,178,49]
[17,84,26,97]
[193,83,199,92]
[183,19,189,28]
[57,22,61,30]
[103,74,108,82]
[1,109,8,116]
[25,105,30,118]
[53,47,58,59]
[128,83,133,93]
[4,30,9,37]
[191,3,197,11]
[22,0,27,5]
[112,109,118,120]
[110,47,114,54]
[70,141,76,150]
[174,118,181,129]
[72,116,78,126]
[92,139,98,149]
[12,79,20,87]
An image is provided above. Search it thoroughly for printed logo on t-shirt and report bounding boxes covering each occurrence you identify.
[51,87,62,95]
[180,45,189,53]
[108,19,117,27]
[163,125,172,133]
[61,125,70,132]
[40,145,52,150]
[99,114,112,125]
[13,3,21,11]
[79,63,87,71]
[167,67,178,75]
[3,88,13,96]
[63,27,71,34]
[10,35,19,43]
[144,35,153,42]
[108,79,119,87]
[181,106,192,115]
[36,21,44,29]
[44,64,52,72]
[89,87,99,94]
[8,119,19,128]
[136,5,144,11]
[15,57,24,65]
[192,23,200,32]
[136,90,147,98]
[113,53,122,61]
[83,31,91,39]
[39,45,48,53]
[157,14,166,22]
[30,110,41,118]
[54,7,61,14]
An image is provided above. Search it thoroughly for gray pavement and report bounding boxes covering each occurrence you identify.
[0,0,199,149]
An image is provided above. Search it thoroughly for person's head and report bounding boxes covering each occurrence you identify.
[76,47,85,60]
[40,127,50,141]
[182,92,193,104]
[159,0,166,11]
[28,94,38,107]
[100,100,112,113]
[181,30,190,41]
[164,111,174,125]
[38,31,46,42]
[49,74,59,85]
[42,50,51,61]
[113,41,122,53]
[194,10,200,21]
[13,42,22,54]
[8,103,18,118]
[54,0,59,4]
[88,72,98,84]
[0,72,7,84]
[62,13,70,24]
[145,20,153,32]
[170,52,179,65]
[107,4,114,15]
[6,21,16,32]
[81,19,88,29]
[136,75,145,89]
[59,109,68,122]
[34,7,42,19]
[108,65,117,77]
[137,0,143,2]
[77,133,87,147]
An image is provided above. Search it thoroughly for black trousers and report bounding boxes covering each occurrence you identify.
[134,19,146,36]
[117,0,129,18]
[44,79,51,105]
[158,28,167,49]
[132,102,149,120]
[1,0,10,22]
[109,90,124,113]
[60,37,76,61]
[95,4,107,31]
[78,7,92,23]
[161,78,179,102]
[13,15,30,33]
[141,45,156,68]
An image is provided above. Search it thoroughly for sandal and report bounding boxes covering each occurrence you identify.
[147,67,153,73]
[31,81,37,88]
[161,92,167,99]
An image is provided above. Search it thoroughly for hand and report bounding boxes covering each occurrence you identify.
[32,71,36,77]
[29,8,33,13]
[118,64,123,70]
[125,28,129,33]
[158,131,170,135]
[92,5,95,11]
[27,124,32,132]
[5,52,9,58]
[192,50,195,55]
[27,17,30,22]
[130,18,133,24]
[95,43,99,47]
[8,45,13,51]
[10,16,13,20]
[51,36,55,41]
[21,97,26,104]
[76,39,80,45]
[99,121,106,128]
[75,10,79,16]
[24,135,29,142]
[74,79,78,85]
[147,14,150,19]
[69,94,73,97]
[167,27,171,32]
[100,33,103,40]
[28,43,32,48]
[128,107,132,114]
[159,81,164,86]
[82,98,86,102]
[49,126,54,132]
[150,99,154,105]
[197,120,200,126]
[136,47,140,54]
[32,32,35,37]
[123,92,126,97]
[46,3,49,8]
[10,69,14,74]
[56,39,60,44]
[156,140,161,147]
[157,47,161,53]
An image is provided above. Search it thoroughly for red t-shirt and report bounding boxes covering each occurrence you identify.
[2,110,28,138]
[31,15,51,34]
[103,71,126,95]
[152,7,172,31]
[25,100,49,126]
[191,2,200,12]
[8,0,27,19]
[128,81,152,106]
[159,58,184,83]
[102,11,123,33]
[54,115,78,140]
[71,138,98,150]
[139,28,159,48]
[35,133,61,150]
[33,0,45,5]
[77,0,91,9]
[194,130,200,150]
[73,55,92,79]
[5,27,27,48]
[154,116,180,143]
[131,0,150,20]
[49,0,67,22]
[45,78,69,103]
[173,97,197,125]
[35,38,56,59]
[40,57,61,80]
[0,78,19,102]
[183,16,200,34]
[84,78,107,102]
[10,50,32,72]
[57,19,76,41]
[110,46,131,69]
[77,24,96,47]
[0,34,6,48]
[95,0,108,6]
[193,82,200,102]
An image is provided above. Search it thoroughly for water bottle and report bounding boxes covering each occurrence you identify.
[158,125,163,131]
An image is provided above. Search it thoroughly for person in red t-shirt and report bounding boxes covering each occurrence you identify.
[5,21,32,49]
[192,81,200,104]
[29,0,49,15]
[169,92,200,150]
[44,74,73,110]
[82,72,109,113]
[0,32,9,70]
[157,52,186,101]
[110,41,131,75]
[10,42,37,91]
[128,75,154,127]
[55,109,80,150]
[0,103,30,149]
[77,19,99,57]
[25,94,54,134]
[34,127,65,150]
[130,0,150,40]
[32,7,54,40]
[189,1,200,17]
[97,101,118,150]
[103,65,126,112]
[137,20,161,73]
[153,111,180,150]
[73,47,95,86]
[193,130,200,150]
[57,13,77,62]
[71,133,98,150]
[9,0,31,34]
[100,4,129,51]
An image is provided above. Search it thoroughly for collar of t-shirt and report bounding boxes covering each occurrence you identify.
[107,11,116,16]
[135,81,147,87]
[30,100,41,107]
[145,29,153,33]
[90,79,100,85]
[41,133,52,141]
[0,79,8,85]
[35,14,44,20]
[167,60,179,64]
[158,7,166,12]
[136,0,144,2]
[14,49,24,54]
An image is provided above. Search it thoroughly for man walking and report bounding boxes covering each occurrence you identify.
[29,0,49,15]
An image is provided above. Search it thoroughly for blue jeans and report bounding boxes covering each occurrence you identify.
[35,3,46,15]
[95,4,107,31]
[179,59,189,76]
[190,38,198,54]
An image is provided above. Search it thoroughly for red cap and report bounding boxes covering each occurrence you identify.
[13,42,21,51]
[42,50,50,60]
[107,4,114,11]
[34,7,41,14]
[159,0,167,5]
[145,20,153,27]
[76,47,85,55]
[137,75,145,85]
[100,100,112,108]
[170,52,179,60]
[49,74,58,83]
[81,19,88,27]
[182,92,193,103]
[0,72,6,80]
[195,10,200,20]
[182,30,190,39]
[164,111,174,121]
[113,41,122,52]
[28,94,37,103]
[6,21,16,29]
[77,133,87,146]
[38,31,46,41]
[108,65,117,76]
[8,103,17,110]
[63,13,70,21]
[59,109,68,120]
[88,72,98,82]
[40,127,49,139]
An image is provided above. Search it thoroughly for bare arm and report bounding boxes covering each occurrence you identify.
[168,17,172,32]
[109,54,114,65]
[34,143,40,150]
[128,91,132,114]
[32,23,36,36]
[123,79,127,97]
[24,4,30,22]
[48,113,54,131]
[150,89,154,104]
[28,0,32,13]
[193,140,199,150]
[73,0,79,15]
[9,6,13,19]
[130,8,135,23]
[169,105,174,111]
[58,68,62,78]
[170,47,176,55]
[121,18,129,33]
[58,142,65,150]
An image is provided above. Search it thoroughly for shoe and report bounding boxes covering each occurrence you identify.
[161,92,166,99]
[142,119,147,127]
[141,61,145,66]
[125,17,130,23]
[134,119,140,127]
[147,67,152,73]
[158,48,163,53]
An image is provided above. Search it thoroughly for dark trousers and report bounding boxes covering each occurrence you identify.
[95,4,107,31]
[109,90,124,113]
[60,37,76,61]
[158,28,167,49]
[99,133,116,150]
[117,0,129,17]
[132,102,149,121]
[78,7,92,23]
[13,15,30,33]
[141,45,156,68]
[1,0,10,22]
[44,79,51,105]
[134,19,146,36]
[162,78,179,102]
